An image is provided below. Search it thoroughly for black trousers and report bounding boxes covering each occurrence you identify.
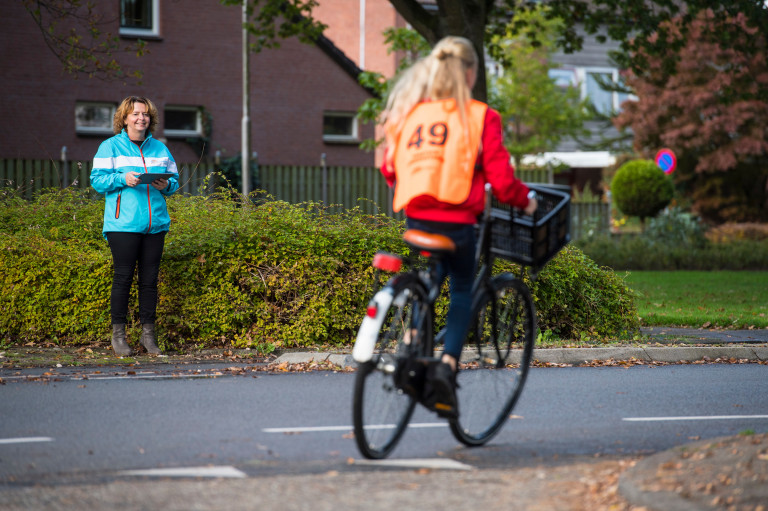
[106,231,167,325]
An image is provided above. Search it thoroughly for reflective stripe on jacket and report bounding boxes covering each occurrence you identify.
[90,130,179,238]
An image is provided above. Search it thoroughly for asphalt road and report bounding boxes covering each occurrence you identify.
[2,364,767,485]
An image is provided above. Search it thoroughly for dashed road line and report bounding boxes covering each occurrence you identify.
[262,422,447,434]
[0,437,53,445]
[119,466,247,478]
[623,415,768,422]
[352,458,474,471]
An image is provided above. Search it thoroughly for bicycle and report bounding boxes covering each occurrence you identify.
[351,183,571,459]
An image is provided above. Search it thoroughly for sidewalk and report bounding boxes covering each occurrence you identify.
[272,327,768,369]
[2,327,767,372]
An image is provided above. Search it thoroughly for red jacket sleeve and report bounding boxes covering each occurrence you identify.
[480,108,530,210]
[380,149,396,187]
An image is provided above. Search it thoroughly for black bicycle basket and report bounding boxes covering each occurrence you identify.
[487,183,571,269]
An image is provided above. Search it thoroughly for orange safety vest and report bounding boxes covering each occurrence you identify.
[389,99,488,212]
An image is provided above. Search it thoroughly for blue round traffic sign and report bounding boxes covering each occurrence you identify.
[655,148,677,174]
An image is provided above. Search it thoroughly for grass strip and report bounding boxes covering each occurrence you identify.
[624,271,768,329]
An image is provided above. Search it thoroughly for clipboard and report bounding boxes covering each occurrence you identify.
[137,172,176,184]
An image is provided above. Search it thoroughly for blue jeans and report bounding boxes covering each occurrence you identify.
[406,218,476,360]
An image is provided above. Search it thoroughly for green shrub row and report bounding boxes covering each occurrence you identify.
[576,235,768,271]
[0,188,639,349]
[576,206,768,271]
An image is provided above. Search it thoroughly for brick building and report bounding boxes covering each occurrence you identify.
[1,1,376,167]
[314,0,405,77]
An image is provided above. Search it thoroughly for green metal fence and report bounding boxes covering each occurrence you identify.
[0,158,607,239]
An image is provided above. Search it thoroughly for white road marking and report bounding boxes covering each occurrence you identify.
[75,374,216,380]
[119,466,247,478]
[1,372,233,382]
[262,422,447,434]
[0,437,53,445]
[623,415,768,422]
[353,458,474,471]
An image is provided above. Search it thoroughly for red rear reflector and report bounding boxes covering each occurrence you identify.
[372,253,402,272]
[366,304,378,318]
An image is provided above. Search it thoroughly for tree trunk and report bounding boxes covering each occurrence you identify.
[388,0,491,102]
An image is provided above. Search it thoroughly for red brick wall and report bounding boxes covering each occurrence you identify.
[314,0,403,77]
[1,1,374,167]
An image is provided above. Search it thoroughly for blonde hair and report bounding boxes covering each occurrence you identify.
[381,36,478,151]
[113,96,159,135]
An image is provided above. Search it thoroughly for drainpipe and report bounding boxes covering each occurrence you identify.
[60,146,69,188]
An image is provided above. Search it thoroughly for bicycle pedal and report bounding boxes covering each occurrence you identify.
[433,402,458,419]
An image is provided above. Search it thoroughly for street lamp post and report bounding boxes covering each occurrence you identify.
[241,0,251,196]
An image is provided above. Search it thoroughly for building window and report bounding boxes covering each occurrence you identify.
[75,102,116,135]
[120,0,159,37]
[575,67,634,116]
[323,112,358,143]
[548,68,578,93]
[584,70,614,115]
[164,106,202,138]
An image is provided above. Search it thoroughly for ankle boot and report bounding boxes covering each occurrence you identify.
[111,324,133,356]
[140,324,161,354]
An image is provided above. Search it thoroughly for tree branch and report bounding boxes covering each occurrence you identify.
[387,0,439,44]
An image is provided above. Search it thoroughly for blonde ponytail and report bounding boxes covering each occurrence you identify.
[381,36,479,167]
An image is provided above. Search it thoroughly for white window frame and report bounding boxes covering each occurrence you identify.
[120,0,160,38]
[574,67,635,115]
[75,101,116,135]
[548,67,578,91]
[163,105,203,138]
[322,111,359,143]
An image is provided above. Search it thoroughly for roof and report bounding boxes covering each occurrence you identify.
[314,33,379,97]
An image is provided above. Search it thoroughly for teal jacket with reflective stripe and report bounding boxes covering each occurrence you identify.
[90,130,179,239]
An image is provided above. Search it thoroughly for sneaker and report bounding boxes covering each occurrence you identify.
[430,362,458,419]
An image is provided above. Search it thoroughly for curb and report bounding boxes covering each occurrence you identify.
[272,346,768,368]
[532,346,768,365]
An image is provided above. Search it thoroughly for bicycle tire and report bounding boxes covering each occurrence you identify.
[449,274,536,446]
[352,275,432,459]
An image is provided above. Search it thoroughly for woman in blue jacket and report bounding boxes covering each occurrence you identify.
[90,96,179,356]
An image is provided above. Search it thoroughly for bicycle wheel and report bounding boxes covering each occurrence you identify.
[352,276,432,459]
[450,274,536,446]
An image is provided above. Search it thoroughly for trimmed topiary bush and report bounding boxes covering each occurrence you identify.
[611,159,674,227]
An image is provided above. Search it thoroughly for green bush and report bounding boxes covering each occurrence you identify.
[645,206,707,247]
[611,159,674,224]
[529,245,640,340]
[0,187,639,348]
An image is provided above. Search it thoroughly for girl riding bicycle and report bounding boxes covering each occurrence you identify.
[379,36,537,418]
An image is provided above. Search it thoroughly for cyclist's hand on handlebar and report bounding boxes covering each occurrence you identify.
[524,197,538,216]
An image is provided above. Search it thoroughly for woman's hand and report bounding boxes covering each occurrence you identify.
[125,171,140,187]
[151,178,168,190]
